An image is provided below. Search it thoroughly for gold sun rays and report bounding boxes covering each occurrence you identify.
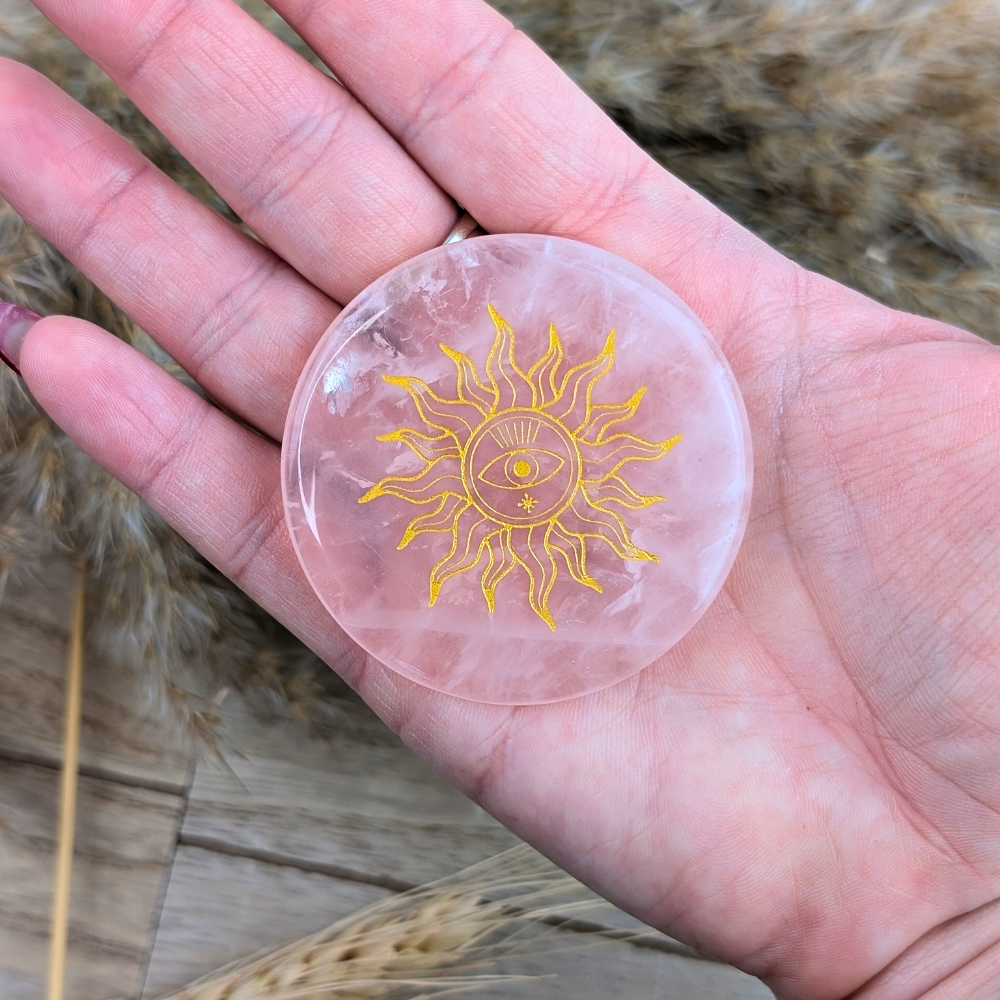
[358,305,680,630]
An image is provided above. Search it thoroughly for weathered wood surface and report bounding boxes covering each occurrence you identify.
[0,557,190,998]
[142,846,395,996]
[179,694,686,940]
[182,698,521,886]
[0,759,184,1000]
[0,560,193,789]
[1,556,773,998]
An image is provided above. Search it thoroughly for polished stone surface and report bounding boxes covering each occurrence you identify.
[283,235,751,703]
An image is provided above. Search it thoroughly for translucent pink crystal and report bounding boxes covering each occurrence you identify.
[282,235,751,703]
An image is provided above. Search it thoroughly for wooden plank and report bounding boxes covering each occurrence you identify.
[178,696,735,967]
[0,758,184,1000]
[0,563,769,996]
[142,845,771,1000]
[0,556,193,790]
[142,845,395,996]
[182,698,521,886]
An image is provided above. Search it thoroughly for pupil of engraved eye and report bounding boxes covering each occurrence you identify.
[512,459,531,478]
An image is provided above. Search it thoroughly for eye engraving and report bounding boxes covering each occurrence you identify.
[477,447,566,489]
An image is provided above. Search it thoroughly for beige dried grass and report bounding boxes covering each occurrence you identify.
[144,845,633,1000]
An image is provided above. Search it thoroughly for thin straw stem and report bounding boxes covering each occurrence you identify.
[47,558,86,1000]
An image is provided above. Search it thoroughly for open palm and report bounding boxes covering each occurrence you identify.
[2,1,999,997]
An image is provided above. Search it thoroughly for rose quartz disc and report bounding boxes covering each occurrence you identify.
[282,235,751,704]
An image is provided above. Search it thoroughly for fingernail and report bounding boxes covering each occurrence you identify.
[0,302,41,376]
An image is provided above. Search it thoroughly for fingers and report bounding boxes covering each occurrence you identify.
[267,0,797,340]
[0,59,333,440]
[31,0,456,304]
[18,314,367,678]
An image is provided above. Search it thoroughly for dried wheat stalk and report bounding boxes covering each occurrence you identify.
[144,846,631,1000]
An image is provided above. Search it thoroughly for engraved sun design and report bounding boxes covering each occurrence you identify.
[358,305,681,630]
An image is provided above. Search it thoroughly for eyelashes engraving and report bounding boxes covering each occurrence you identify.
[477,447,566,489]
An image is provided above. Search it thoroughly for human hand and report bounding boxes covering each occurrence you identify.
[1,2,998,997]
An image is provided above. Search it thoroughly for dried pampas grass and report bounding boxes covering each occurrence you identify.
[2,0,1000,738]
[144,846,633,1000]
[496,0,1000,341]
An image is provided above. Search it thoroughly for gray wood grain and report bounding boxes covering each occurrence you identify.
[0,758,184,1000]
[142,845,395,996]
[1,563,771,999]
[183,699,521,886]
[0,556,193,789]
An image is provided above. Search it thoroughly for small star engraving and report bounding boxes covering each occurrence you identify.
[518,493,538,512]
